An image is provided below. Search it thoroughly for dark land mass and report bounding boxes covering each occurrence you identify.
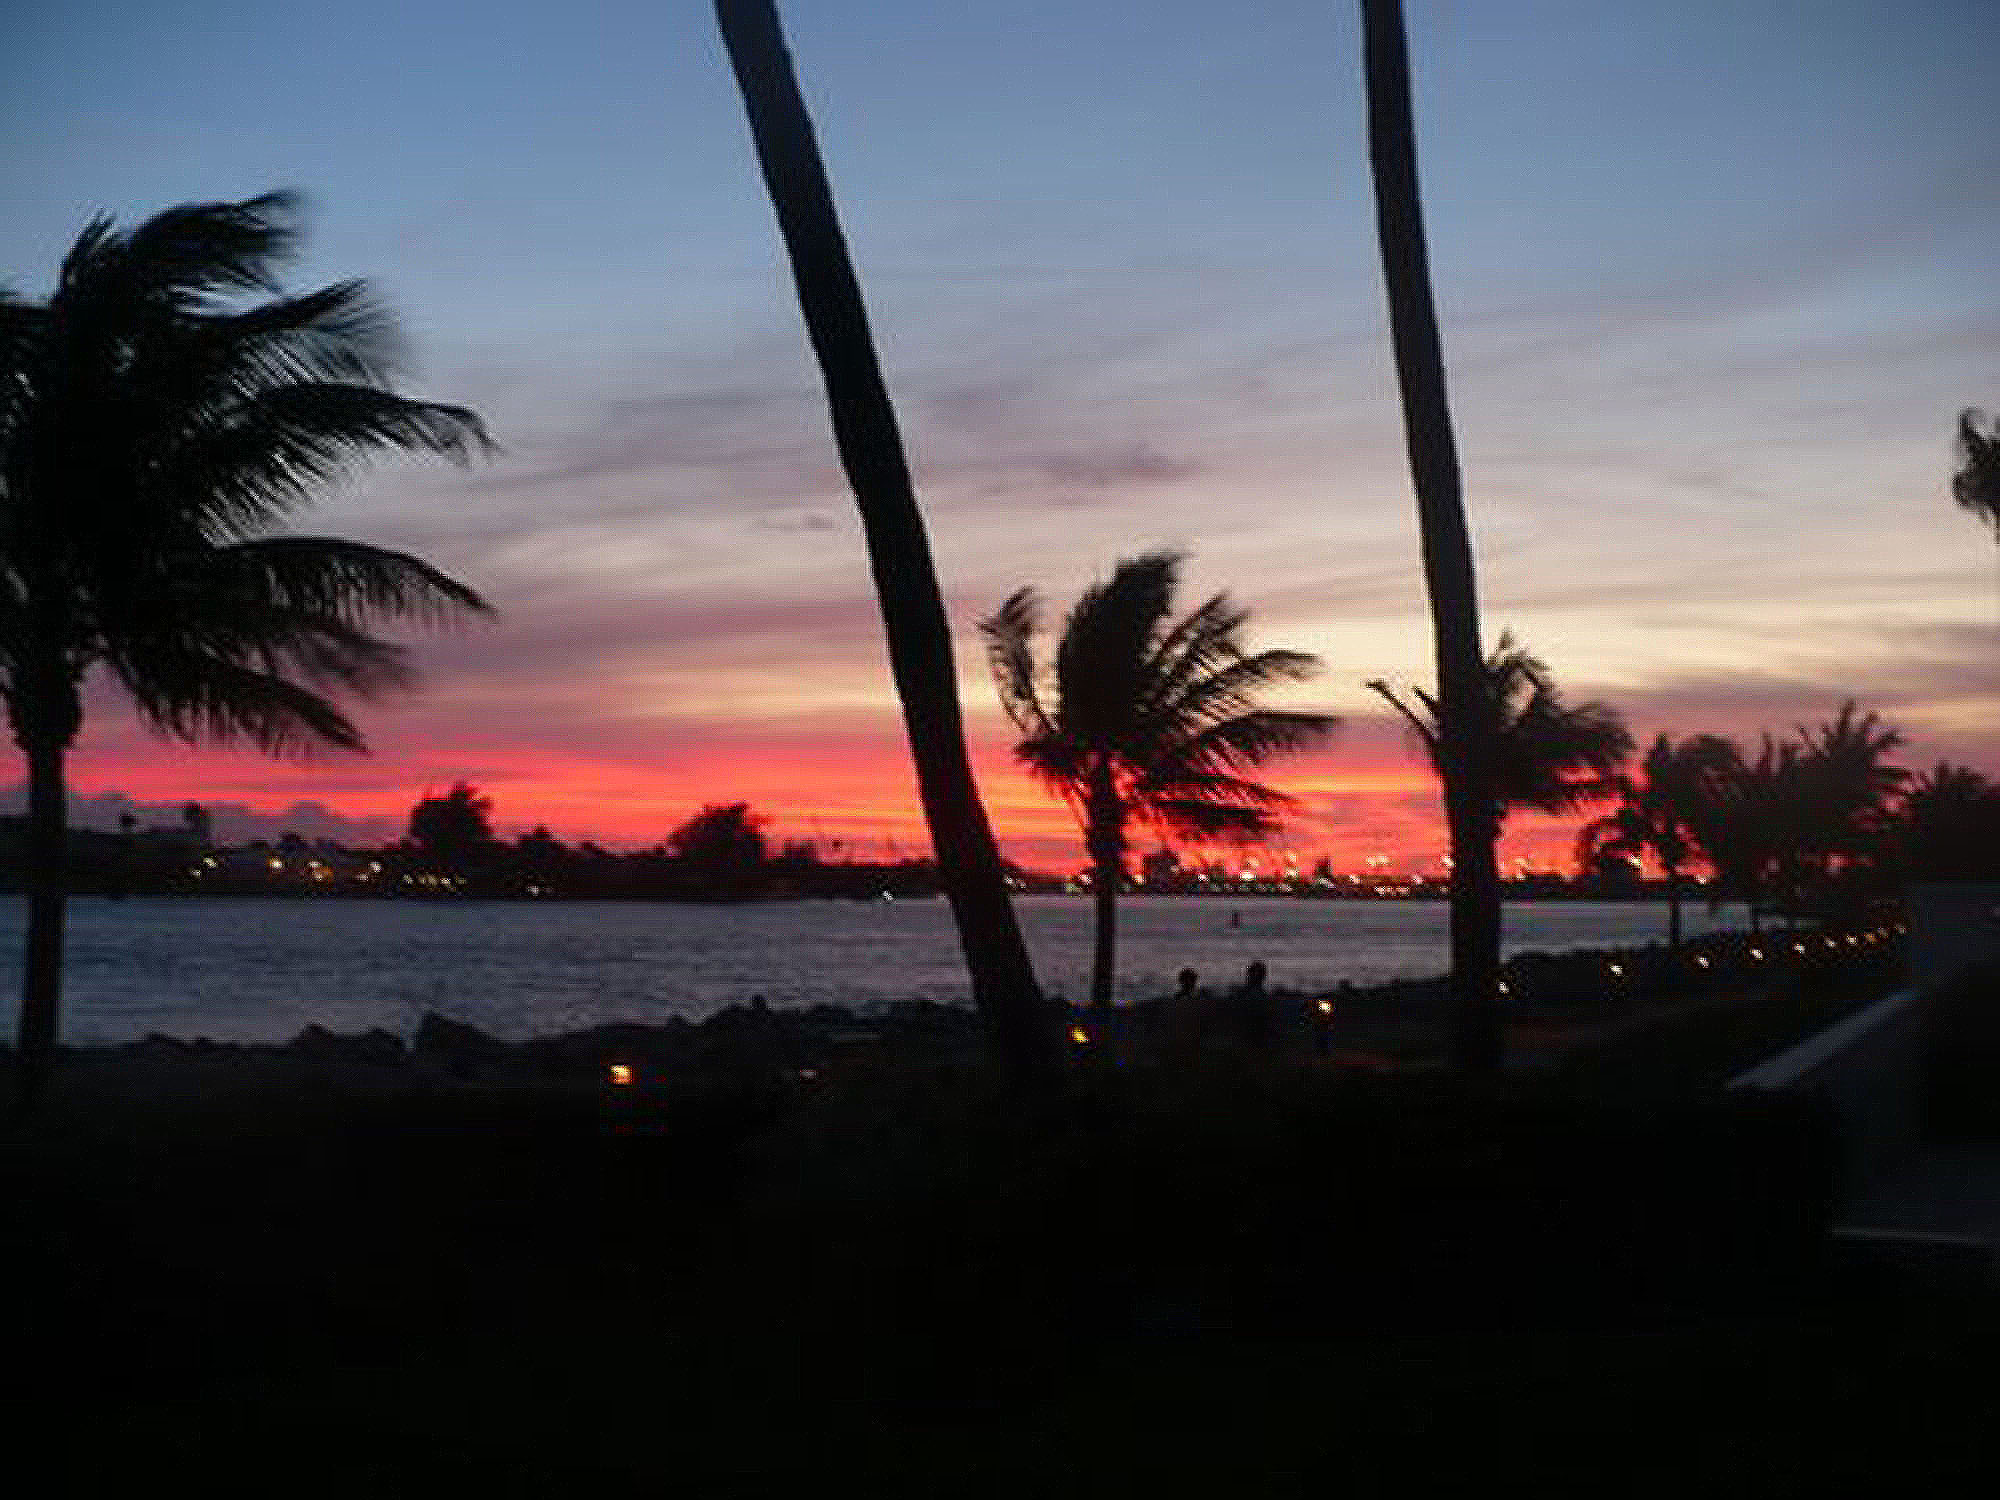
[5,929,1994,1488]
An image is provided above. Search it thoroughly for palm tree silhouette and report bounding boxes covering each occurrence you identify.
[1794,700,1908,886]
[1901,761,2000,883]
[1368,631,1632,840]
[1954,409,2000,542]
[1576,734,1740,951]
[981,552,1337,1010]
[1907,760,1991,808]
[0,192,492,1104]
[1698,707,1905,929]
[1359,0,1503,1071]
[1701,733,1805,931]
[713,0,1054,1080]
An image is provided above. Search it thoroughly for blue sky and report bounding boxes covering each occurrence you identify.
[3,0,1995,866]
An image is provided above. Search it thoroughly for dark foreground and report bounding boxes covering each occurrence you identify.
[4,1086,1995,1483]
[5,934,1994,1488]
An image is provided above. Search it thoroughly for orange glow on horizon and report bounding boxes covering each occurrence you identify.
[50,728,1609,875]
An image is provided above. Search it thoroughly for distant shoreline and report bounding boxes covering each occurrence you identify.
[11,887,1706,905]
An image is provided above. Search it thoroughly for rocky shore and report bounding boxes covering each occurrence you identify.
[12,921,1904,1116]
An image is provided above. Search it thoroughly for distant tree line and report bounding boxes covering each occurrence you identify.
[0,783,1061,901]
[397,787,982,899]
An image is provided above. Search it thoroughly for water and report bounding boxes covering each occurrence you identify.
[0,894,1749,1044]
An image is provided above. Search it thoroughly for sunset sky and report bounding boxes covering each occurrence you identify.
[3,0,1995,873]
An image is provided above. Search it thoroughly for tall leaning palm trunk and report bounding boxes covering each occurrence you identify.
[715,0,1054,1081]
[1359,0,1502,1072]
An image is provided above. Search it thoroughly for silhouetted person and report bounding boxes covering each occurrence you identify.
[1232,960,1275,1049]
[1166,967,1207,1061]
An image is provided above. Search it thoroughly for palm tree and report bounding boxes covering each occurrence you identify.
[1796,701,1908,857]
[1697,708,1905,929]
[1358,0,1502,1071]
[1954,409,2000,542]
[1,193,492,1105]
[1957,409,2000,614]
[1699,733,1806,931]
[1368,631,1632,839]
[1901,761,2000,883]
[1791,701,1908,911]
[1576,734,1740,950]
[713,0,1054,1081]
[981,552,1337,1010]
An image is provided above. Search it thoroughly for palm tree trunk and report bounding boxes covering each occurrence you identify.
[1089,854,1118,1011]
[715,0,1055,1082]
[1359,0,1502,1072]
[15,732,68,1111]
[1665,864,1683,952]
[1085,777,1124,1011]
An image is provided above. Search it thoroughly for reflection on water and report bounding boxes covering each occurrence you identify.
[0,894,1750,1044]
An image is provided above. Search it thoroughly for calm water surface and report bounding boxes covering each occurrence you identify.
[0,894,1749,1044]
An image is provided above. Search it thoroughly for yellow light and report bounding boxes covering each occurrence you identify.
[1315,998,1334,1015]
[1067,1026,1089,1046]
[1608,963,1624,977]
[1696,956,1709,968]
[1793,943,1806,955]
[607,1063,635,1087]
[1749,948,1763,960]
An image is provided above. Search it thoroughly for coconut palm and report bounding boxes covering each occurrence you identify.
[713,0,1054,1080]
[1368,632,1632,841]
[1698,733,1806,931]
[1358,0,1503,1071]
[1798,701,1907,844]
[981,552,1337,1010]
[1954,409,2000,543]
[1900,762,2000,883]
[1576,734,1741,950]
[1,193,492,1104]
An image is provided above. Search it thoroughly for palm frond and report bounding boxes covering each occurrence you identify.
[1574,804,1651,869]
[193,279,406,389]
[1371,633,1629,820]
[977,587,1051,738]
[1133,589,1251,719]
[120,649,367,756]
[1955,408,2000,536]
[1495,686,1632,813]
[1145,709,1339,784]
[1141,648,1322,746]
[1146,796,1285,845]
[209,537,491,628]
[1365,677,1440,761]
[97,192,300,308]
[158,383,493,536]
[1053,552,1179,736]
